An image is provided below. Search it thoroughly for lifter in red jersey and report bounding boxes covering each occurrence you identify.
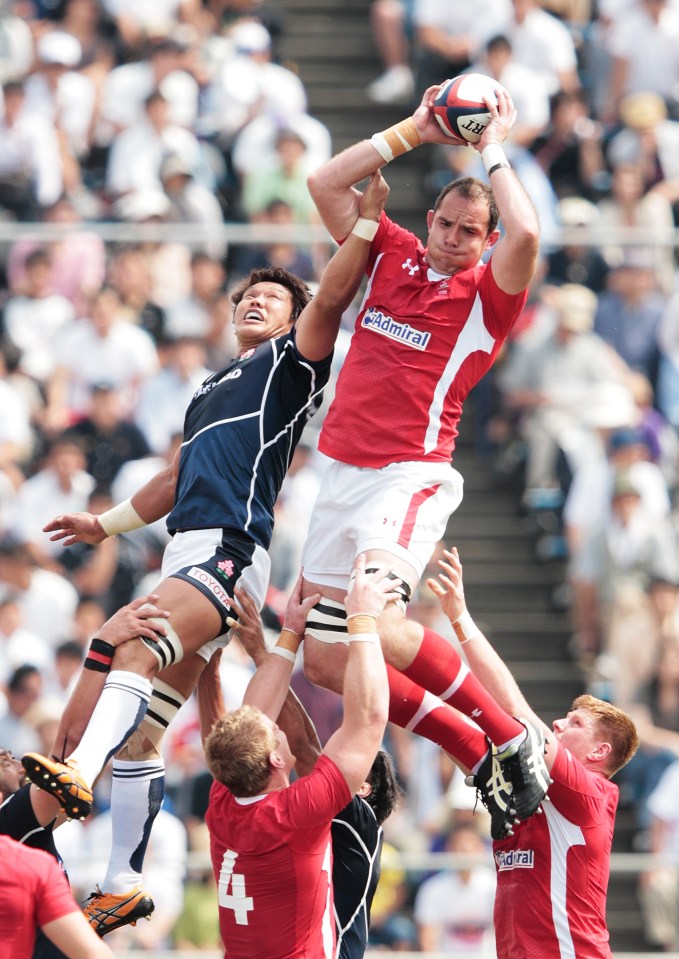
[202,555,396,959]
[301,82,547,826]
[428,546,639,959]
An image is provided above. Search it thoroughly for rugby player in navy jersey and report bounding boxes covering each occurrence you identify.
[22,171,390,935]
[0,595,169,958]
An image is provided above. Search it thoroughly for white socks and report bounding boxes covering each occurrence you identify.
[103,758,165,894]
[70,671,153,787]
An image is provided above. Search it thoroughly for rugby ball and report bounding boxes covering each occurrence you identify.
[433,74,506,143]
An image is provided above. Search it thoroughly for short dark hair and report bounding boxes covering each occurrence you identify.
[8,664,39,694]
[365,750,402,825]
[231,267,311,323]
[434,177,499,235]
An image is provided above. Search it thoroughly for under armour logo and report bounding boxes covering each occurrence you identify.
[401,258,419,275]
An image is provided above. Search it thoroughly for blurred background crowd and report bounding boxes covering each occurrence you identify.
[3,0,679,952]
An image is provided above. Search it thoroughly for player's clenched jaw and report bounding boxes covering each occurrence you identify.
[425,194,497,277]
[232,282,295,352]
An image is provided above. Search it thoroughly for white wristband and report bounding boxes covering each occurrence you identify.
[270,646,297,663]
[98,498,147,537]
[351,217,379,241]
[481,144,509,174]
[348,631,381,644]
[451,610,480,645]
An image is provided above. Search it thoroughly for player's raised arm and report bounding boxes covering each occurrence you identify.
[323,557,396,795]
[307,83,449,241]
[428,547,556,763]
[472,87,539,295]
[294,170,389,362]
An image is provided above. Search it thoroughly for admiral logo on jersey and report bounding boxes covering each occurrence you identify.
[494,848,535,871]
[361,307,431,351]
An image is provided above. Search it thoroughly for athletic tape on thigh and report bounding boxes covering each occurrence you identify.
[145,677,187,731]
[138,609,184,669]
[305,597,349,645]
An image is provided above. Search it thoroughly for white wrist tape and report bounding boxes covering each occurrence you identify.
[351,217,379,241]
[451,610,480,645]
[270,646,297,663]
[99,498,147,537]
[348,631,381,644]
[481,144,509,175]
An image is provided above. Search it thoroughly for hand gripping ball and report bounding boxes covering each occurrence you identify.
[433,74,507,143]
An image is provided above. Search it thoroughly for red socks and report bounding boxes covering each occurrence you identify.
[387,665,486,771]
[402,628,524,748]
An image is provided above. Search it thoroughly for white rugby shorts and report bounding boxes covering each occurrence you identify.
[161,528,271,661]
[301,459,463,591]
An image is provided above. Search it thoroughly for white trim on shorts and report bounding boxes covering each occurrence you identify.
[301,459,463,591]
[161,528,271,662]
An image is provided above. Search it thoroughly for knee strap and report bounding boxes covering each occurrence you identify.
[138,607,184,668]
[122,678,186,760]
[305,598,349,645]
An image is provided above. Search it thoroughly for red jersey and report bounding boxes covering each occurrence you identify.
[493,743,618,959]
[0,835,79,959]
[206,754,352,959]
[319,214,527,468]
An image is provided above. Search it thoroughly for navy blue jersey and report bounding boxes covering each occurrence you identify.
[332,796,383,959]
[167,331,331,547]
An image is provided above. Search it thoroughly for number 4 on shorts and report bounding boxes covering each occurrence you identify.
[218,849,254,924]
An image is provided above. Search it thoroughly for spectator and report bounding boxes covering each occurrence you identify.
[0,80,63,218]
[468,33,550,148]
[159,152,227,260]
[23,31,96,174]
[531,90,606,201]
[606,92,679,217]
[10,435,95,568]
[497,283,633,500]
[106,88,202,199]
[0,599,51,685]
[365,0,415,104]
[135,338,212,455]
[605,0,679,123]
[594,251,665,382]
[66,383,151,488]
[161,251,228,344]
[0,535,78,651]
[241,127,319,224]
[107,245,166,345]
[639,756,679,951]
[6,196,107,319]
[233,198,317,284]
[3,248,76,384]
[545,197,610,292]
[411,0,509,98]
[414,822,496,955]
[498,0,580,96]
[0,664,42,756]
[46,285,159,427]
[570,469,679,662]
[98,36,199,145]
[199,20,306,149]
[596,162,675,293]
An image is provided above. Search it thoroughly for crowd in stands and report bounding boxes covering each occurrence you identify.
[2,0,679,951]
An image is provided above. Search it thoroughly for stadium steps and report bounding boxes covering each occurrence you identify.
[278,0,430,236]
[276,1,649,948]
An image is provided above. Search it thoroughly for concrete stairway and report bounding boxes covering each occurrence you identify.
[275,0,650,948]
